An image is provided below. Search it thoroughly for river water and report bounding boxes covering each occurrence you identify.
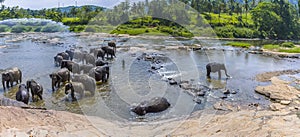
[0,33,299,122]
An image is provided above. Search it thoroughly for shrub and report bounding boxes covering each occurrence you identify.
[0,25,9,32]
[11,25,27,33]
[33,27,42,32]
[280,42,295,48]
[263,44,280,50]
[84,26,96,32]
[41,24,62,32]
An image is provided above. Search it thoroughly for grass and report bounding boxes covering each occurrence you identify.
[226,42,252,48]
[263,44,280,50]
[263,43,300,53]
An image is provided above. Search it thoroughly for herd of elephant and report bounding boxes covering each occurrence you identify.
[1,39,231,116]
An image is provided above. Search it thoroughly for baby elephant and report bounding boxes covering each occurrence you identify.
[65,82,84,101]
[206,62,230,79]
[26,79,43,101]
[131,97,170,116]
[16,84,29,104]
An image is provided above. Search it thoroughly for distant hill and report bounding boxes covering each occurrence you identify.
[54,5,106,13]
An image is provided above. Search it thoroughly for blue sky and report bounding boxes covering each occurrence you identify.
[3,0,124,9]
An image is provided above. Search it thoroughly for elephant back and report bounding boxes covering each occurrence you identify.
[72,74,96,96]
[8,67,22,82]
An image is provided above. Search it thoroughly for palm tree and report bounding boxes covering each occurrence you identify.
[244,0,249,25]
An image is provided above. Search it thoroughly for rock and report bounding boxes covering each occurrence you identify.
[231,90,237,94]
[196,91,206,96]
[280,100,291,105]
[193,97,202,104]
[223,89,230,94]
[270,103,285,111]
[169,79,178,85]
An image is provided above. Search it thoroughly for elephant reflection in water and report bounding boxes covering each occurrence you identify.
[206,78,227,89]
[206,62,231,79]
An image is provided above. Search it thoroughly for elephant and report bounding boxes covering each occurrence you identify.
[2,67,22,90]
[56,52,69,60]
[101,46,116,59]
[49,68,70,91]
[16,84,29,104]
[95,58,108,66]
[72,74,96,96]
[131,97,170,116]
[96,49,105,60]
[74,51,85,63]
[61,60,80,74]
[65,49,75,61]
[108,41,116,53]
[65,82,84,101]
[54,55,63,67]
[26,79,43,101]
[89,65,110,83]
[84,53,95,65]
[206,62,230,79]
[79,64,94,74]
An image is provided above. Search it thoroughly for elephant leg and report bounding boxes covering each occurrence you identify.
[6,81,10,88]
[38,93,43,100]
[52,82,55,91]
[206,69,211,78]
[10,80,13,88]
[2,81,5,90]
[31,91,35,101]
[218,70,221,79]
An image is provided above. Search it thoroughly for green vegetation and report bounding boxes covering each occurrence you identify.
[0,0,299,39]
[262,42,300,53]
[226,42,252,48]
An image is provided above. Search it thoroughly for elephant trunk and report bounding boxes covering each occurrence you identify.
[2,80,5,90]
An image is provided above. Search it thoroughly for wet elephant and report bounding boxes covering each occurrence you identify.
[96,49,105,60]
[74,51,85,63]
[65,49,75,61]
[131,97,170,116]
[26,79,43,101]
[49,68,70,91]
[84,54,95,65]
[89,65,110,83]
[2,67,22,90]
[79,64,94,74]
[56,52,69,60]
[61,60,80,74]
[72,74,96,96]
[101,46,116,59]
[95,58,108,66]
[108,41,116,53]
[16,84,29,104]
[65,82,84,101]
[54,55,63,67]
[206,62,230,79]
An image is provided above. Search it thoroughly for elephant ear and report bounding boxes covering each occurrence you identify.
[49,74,53,78]
[8,72,13,80]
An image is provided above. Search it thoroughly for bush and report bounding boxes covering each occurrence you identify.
[41,24,62,32]
[33,27,42,32]
[280,42,295,48]
[84,26,96,32]
[263,44,280,50]
[278,47,300,53]
[0,25,9,32]
[11,25,27,33]
[214,26,234,38]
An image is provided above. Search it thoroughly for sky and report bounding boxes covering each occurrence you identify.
[3,0,126,9]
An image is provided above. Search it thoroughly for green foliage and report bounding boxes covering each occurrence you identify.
[278,47,300,53]
[280,42,295,48]
[263,44,280,50]
[0,25,9,32]
[226,42,252,48]
[11,25,31,33]
[62,17,81,25]
[41,24,63,32]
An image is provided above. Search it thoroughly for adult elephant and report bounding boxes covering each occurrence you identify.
[79,64,94,74]
[61,60,80,74]
[26,79,43,101]
[49,68,70,91]
[101,46,116,59]
[89,65,110,83]
[72,74,96,96]
[16,84,29,104]
[74,51,85,63]
[65,82,84,101]
[54,55,63,67]
[96,49,105,60]
[206,62,230,79]
[95,58,108,66]
[65,49,75,61]
[2,67,22,90]
[56,52,69,60]
[84,53,95,65]
[108,41,116,53]
[131,97,170,116]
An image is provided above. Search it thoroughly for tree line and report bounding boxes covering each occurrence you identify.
[0,0,299,39]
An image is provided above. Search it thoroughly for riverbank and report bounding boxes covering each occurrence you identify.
[1,70,300,136]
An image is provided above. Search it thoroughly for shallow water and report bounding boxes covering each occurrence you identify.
[0,33,299,122]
